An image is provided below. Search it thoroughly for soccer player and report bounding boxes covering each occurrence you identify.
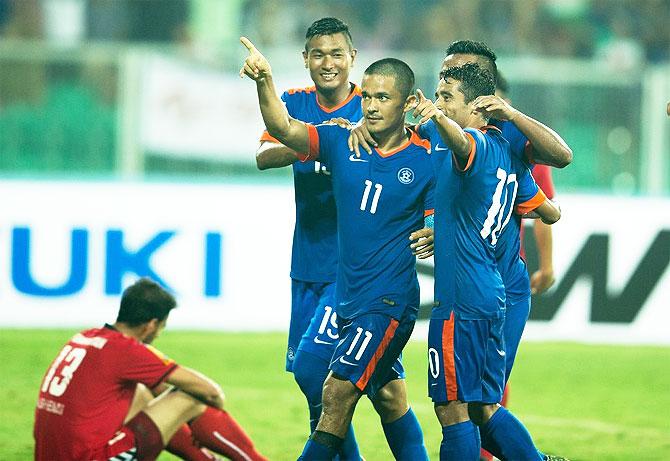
[241,37,432,460]
[34,277,267,461]
[254,17,363,459]
[415,63,560,461]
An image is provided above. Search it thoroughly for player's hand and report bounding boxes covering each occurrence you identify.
[329,117,353,129]
[530,268,555,295]
[473,95,518,121]
[411,89,440,125]
[348,120,376,157]
[409,227,434,259]
[239,37,271,81]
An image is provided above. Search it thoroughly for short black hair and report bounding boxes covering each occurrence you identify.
[117,277,176,326]
[445,40,498,78]
[305,17,353,51]
[364,58,415,99]
[440,63,495,104]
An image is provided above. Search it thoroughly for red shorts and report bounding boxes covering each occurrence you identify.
[90,412,164,461]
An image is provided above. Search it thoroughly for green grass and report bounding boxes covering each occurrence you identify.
[2,329,669,460]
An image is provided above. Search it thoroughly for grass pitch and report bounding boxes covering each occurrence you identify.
[1,329,668,460]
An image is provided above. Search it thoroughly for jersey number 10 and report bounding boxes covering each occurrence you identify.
[480,168,518,245]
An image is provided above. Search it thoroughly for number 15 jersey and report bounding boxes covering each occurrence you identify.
[304,124,435,320]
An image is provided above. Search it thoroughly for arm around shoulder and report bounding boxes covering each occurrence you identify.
[255,141,299,170]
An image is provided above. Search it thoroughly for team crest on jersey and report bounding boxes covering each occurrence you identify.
[397,167,414,184]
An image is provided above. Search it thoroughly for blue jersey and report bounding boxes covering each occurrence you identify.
[491,119,532,166]
[491,155,546,303]
[427,124,541,320]
[261,85,363,283]
[419,121,545,310]
[305,124,435,320]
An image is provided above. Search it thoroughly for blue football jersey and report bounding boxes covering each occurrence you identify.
[491,119,532,166]
[492,155,547,304]
[430,125,530,320]
[418,121,545,314]
[261,85,363,283]
[305,124,435,320]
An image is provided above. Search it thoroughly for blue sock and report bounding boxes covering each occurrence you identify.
[440,420,480,461]
[480,407,542,461]
[294,350,361,460]
[381,408,428,461]
[299,437,337,461]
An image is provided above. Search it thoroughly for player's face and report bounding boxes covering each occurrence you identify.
[441,53,479,73]
[303,33,356,92]
[143,318,167,344]
[361,73,410,137]
[435,78,472,128]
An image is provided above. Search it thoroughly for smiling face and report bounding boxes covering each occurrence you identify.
[434,78,472,128]
[361,73,409,137]
[303,32,356,93]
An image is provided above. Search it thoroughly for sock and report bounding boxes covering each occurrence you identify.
[294,350,361,460]
[298,430,342,460]
[381,408,428,460]
[480,384,510,460]
[440,421,480,461]
[480,407,542,461]
[167,424,215,461]
[189,407,268,461]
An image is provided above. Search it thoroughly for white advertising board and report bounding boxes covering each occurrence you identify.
[1,181,669,344]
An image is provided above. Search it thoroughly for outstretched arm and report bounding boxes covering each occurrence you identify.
[413,89,471,160]
[166,366,225,410]
[474,95,572,168]
[240,37,311,155]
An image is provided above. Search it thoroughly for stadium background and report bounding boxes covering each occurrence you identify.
[1,0,669,459]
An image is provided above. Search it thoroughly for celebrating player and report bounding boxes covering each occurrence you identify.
[241,37,432,459]
[414,63,559,460]
[254,17,363,458]
[34,277,267,461]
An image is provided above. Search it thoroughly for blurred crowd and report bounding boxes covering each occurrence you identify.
[0,0,668,65]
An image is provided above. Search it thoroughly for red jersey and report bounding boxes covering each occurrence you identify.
[520,164,555,257]
[34,325,178,461]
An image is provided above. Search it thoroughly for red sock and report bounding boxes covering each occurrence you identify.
[167,424,215,461]
[189,407,268,461]
[480,384,511,460]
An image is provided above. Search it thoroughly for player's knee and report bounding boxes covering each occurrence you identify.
[371,383,409,422]
[468,402,499,426]
[435,401,469,426]
[321,374,359,413]
[293,363,324,404]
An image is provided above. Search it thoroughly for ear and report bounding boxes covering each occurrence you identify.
[302,50,308,68]
[350,48,358,66]
[404,94,418,113]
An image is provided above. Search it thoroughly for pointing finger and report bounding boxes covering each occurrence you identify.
[416,88,427,102]
[240,36,257,52]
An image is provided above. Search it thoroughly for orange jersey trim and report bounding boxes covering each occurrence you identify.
[304,124,320,161]
[355,319,400,391]
[516,188,547,214]
[286,84,361,114]
[376,128,429,158]
[424,209,434,217]
[259,130,280,143]
[442,312,458,401]
[452,132,476,172]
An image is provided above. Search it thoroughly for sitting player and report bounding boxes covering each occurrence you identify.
[34,277,267,461]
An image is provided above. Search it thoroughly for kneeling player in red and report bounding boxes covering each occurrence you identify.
[34,277,267,461]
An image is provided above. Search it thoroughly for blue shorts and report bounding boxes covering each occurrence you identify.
[296,288,341,363]
[503,296,531,384]
[287,280,336,372]
[330,306,417,398]
[428,311,505,404]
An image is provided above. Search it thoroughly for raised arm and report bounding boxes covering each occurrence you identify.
[413,89,471,160]
[240,37,311,155]
[255,142,299,170]
[473,95,572,168]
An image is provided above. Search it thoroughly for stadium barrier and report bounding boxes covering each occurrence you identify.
[1,180,668,345]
